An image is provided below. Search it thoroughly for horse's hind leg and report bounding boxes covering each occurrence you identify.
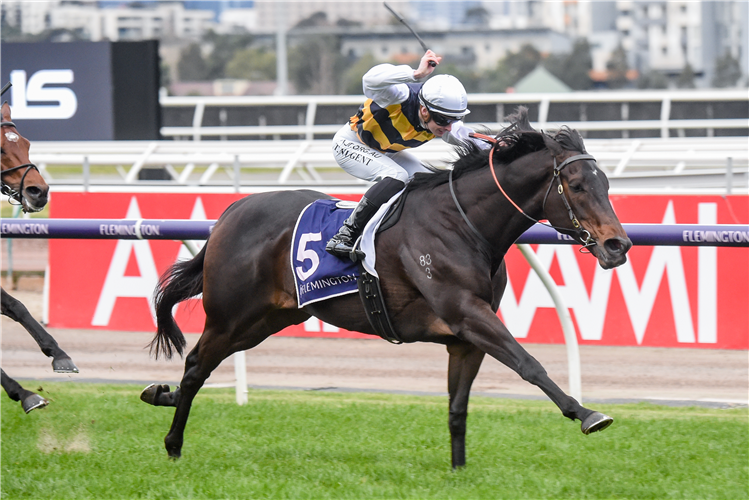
[1,289,78,373]
[446,340,485,469]
[149,309,309,459]
[1,369,48,413]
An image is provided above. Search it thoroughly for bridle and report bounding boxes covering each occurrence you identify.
[1,119,41,211]
[1,82,43,212]
[450,133,597,251]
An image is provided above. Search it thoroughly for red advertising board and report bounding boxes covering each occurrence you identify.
[48,192,748,349]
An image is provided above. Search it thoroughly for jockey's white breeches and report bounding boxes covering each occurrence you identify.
[332,125,432,183]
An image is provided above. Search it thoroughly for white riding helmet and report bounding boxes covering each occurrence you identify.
[418,74,471,118]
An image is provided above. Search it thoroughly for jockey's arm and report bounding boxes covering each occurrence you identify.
[361,64,422,107]
[442,121,493,150]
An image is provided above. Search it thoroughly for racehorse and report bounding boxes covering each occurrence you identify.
[1,99,79,413]
[142,107,632,467]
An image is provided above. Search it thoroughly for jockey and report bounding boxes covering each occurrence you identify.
[326,49,491,260]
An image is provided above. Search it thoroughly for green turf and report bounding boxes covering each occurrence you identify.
[1,200,50,218]
[2,383,747,499]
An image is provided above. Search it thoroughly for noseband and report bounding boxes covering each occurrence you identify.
[1,120,41,211]
[451,134,597,251]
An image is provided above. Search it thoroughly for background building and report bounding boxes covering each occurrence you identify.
[1,0,746,89]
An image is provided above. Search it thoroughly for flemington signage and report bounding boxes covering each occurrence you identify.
[98,223,162,237]
[46,192,748,349]
[1,221,50,235]
[682,229,749,244]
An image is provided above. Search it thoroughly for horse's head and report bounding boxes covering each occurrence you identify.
[1,102,48,212]
[541,131,631,269]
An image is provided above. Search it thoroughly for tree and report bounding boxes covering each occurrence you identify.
[712,50,742,88]
[464,7,490,27]
[544,39,593,90]
[225,47,277,81]
[482,43,542,92]
[160,61,172,89]
[295,11,329,28]
[676,63,696,89]
[636,70,668,89]
[340,53,377,95]
[436,63,482,93]
[177,43,208,81]
[0,19,24,41]
[605,45,630,89]
[289,35,347,94]
[201,31,255,80]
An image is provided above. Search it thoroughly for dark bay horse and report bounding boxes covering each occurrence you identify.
[142,108,632,467]
[1,100,78,413]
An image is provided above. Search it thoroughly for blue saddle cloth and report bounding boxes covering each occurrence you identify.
[291,199,360,307]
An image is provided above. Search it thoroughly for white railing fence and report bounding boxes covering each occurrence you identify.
[22,89,749,193]
[31,136,748,193]
[159,89,749,141]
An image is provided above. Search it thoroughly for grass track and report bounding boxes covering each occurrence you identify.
[2,382,747,499]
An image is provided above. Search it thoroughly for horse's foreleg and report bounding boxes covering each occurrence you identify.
[1,289,78,373]
[1,368,48,413]
[457,304,610,433]
[446,341,485,469]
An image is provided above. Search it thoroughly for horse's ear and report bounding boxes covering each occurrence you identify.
[1,101,10,121]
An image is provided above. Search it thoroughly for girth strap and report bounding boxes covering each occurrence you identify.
[356,263,402,344]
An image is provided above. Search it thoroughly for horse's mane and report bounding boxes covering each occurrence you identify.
[405,106,586,192]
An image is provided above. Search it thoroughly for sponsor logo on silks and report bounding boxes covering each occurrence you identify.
[9,69,78,120]
[1,222,49,235]
[683,229,749,244]
[291,199,361,308]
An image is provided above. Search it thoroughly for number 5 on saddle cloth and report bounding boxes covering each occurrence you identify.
[291,198,404,343]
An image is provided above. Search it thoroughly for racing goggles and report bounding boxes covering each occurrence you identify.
[430,111,462,127]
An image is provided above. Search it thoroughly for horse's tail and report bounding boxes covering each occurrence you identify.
[150,243,207,360]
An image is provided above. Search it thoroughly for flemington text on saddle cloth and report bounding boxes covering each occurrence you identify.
[290,196,401,308]
[291,199,359,307]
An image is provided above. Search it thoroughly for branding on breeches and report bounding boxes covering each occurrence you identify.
[291,199,361,307]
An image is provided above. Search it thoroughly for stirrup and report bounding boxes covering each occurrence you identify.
[348,236,366,262]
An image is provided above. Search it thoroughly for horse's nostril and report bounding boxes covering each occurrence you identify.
[604,238,629,255]
[25,186,47,200]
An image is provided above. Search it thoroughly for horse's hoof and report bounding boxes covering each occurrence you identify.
[581,411,613,435]
[140,383,170,406]
[22,394,49,414]
[53,357,79,373]
[166,438,182,459]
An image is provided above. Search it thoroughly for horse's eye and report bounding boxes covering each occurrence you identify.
[569,183,584,193]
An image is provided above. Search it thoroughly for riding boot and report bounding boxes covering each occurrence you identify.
[326,176,406,261]
[325,197,379,261]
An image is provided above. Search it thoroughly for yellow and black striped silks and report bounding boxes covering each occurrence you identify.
[349,83,434,153]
